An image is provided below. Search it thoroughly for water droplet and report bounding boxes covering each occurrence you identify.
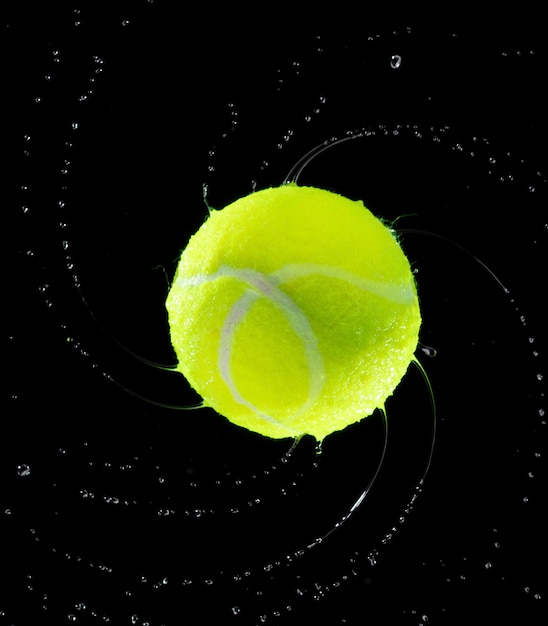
[390,54,402,69]
[17,464,31,477]
[420,344,437,357]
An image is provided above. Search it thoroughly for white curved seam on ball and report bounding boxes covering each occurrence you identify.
[177,266,326,425]
[218,267,326,423]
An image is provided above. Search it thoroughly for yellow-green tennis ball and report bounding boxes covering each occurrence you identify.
[166,184,421,441]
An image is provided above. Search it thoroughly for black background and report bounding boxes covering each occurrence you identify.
[3,5,547,626]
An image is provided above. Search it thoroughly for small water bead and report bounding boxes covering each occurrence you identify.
[367,550,379,567]
[17,464,31,477]
[420,344,437,357]
[390,54,402,69]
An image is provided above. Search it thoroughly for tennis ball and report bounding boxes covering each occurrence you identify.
[166,184,420,441]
